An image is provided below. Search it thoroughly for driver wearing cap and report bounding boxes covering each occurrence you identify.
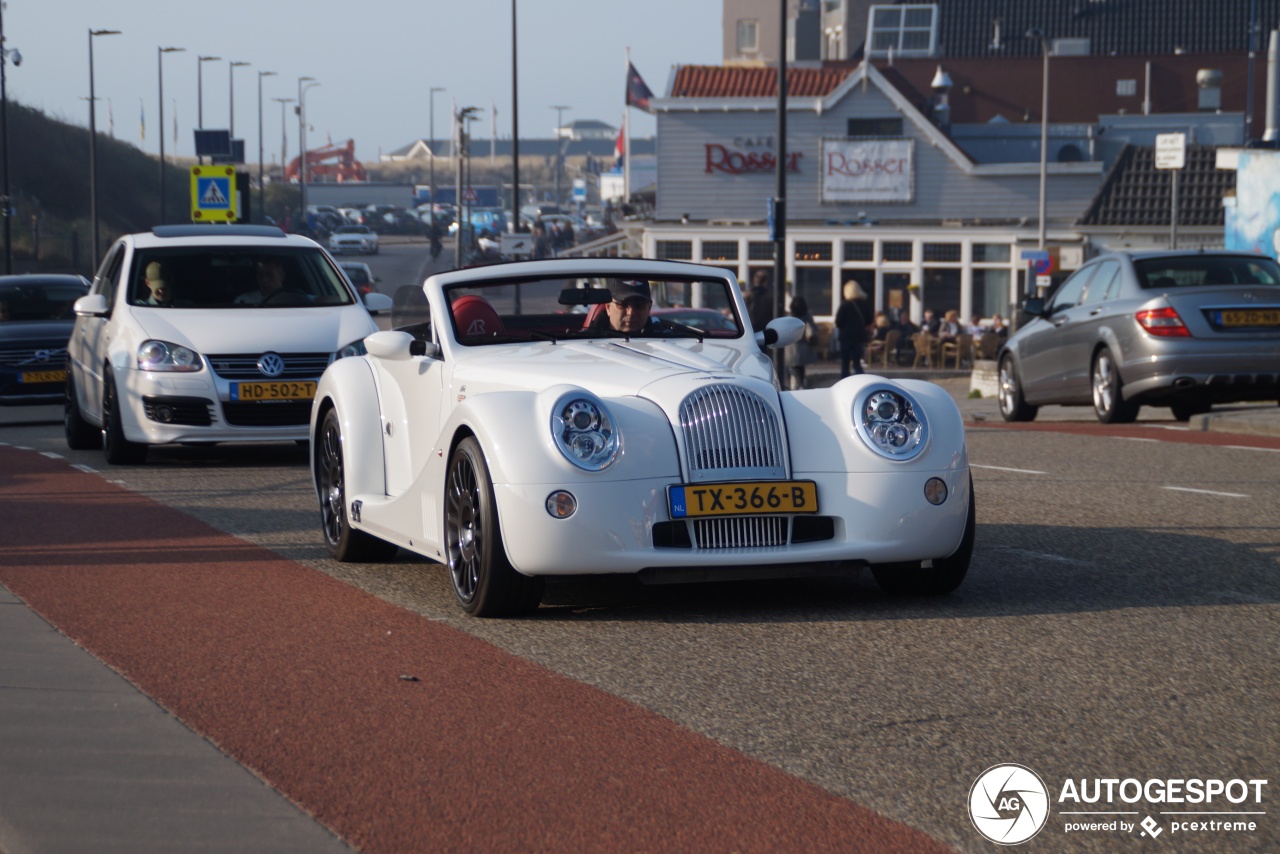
[603,279,658,334]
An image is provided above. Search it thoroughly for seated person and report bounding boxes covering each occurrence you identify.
[588,280,683,337]
[140,261,176,306]
[235,258,288,304]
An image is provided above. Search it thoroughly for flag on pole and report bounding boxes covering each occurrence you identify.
[140,99,146,141]
[625,62,653,112]
[613,123,624,169]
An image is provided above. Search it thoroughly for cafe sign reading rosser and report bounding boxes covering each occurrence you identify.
[821,138,914,203]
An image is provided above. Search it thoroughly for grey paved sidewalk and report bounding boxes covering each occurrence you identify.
[0,583,350,854]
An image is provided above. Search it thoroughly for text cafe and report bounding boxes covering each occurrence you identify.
[643,62,1102,323]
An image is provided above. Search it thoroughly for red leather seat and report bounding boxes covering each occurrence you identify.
[582,303,608,330]
[452,294,504,340]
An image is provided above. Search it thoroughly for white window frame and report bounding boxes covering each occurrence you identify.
[737,19,759,54]
[866,4,938,58]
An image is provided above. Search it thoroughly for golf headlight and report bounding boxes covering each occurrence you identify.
[551,393,620,471]
[137,339,201,372]
[854,386,927,460]
[337,339,367,359]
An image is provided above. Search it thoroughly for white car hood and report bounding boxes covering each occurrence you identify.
[133,306,375,353]
[452,338,777,398]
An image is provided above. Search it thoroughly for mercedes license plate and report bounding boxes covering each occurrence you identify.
[1219,309,1280,327]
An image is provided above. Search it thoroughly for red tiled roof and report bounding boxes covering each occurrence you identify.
[670,65,851,99]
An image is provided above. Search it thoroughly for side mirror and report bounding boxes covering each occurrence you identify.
[755,315,805,349]
[73,293,109,317]
[364,330,415,360]
[1022,297,1046,316]
[363,292,393,313]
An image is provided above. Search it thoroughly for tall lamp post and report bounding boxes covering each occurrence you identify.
[298,77,318,231]
[257,70,276,223]
[88,28,121,267]
[228,60,249,138]
[273,97,293,184]
[550,104,570,207]
[455,106,479,267]
[511,0,522,231]
[1026,27,1050,252]
[1,3,22,274]
[429,86,444,215]
[197,55,220,129]
[157,46,184,224]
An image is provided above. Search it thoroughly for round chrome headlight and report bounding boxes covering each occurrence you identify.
[853,386,927,460]
[551,393,620,471]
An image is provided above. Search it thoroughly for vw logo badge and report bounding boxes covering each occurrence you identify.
[257,352,285,377]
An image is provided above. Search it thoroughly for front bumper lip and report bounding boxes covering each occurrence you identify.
[120,369,316,443]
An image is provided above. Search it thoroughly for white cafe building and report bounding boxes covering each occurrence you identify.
[640,61,1106,324]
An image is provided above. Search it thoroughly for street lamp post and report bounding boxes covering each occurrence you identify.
[429,86,444,216]
[257,70,276,223]
[1027,27,1051,251]
[228,60,249,138]
[550,104,570,207]
[511,0,522,230]
[1,3,21,274]
[197,55,220,129]
[88,28,121,267]
[455,106,479,267]
[157,46,185,224]
[298,77,318,231]
[273,97,294,185]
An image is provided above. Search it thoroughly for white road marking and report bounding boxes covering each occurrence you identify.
[1162,486,1249,499]
[1225,445,1280,453]
[1117,436,1158,442]
[71,464,98,473]
[971,464,1047,475]
[40,451,64,459]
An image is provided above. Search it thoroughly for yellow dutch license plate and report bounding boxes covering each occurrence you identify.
[20,369,66,384]
[231,381,316,402]
[1221,309,1280,327]
[668,480,818,519]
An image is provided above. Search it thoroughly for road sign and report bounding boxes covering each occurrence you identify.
[1021,249,1053,275]
[462,186,479,204]
[1155,133,1186,170]
[190,165,237,222]
[1036,274,1053,289]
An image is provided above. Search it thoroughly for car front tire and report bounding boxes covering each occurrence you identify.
[316,408,399,562]
[1092,348,1139,424]
[872,474,975,596]
[102,372,147,465]
[998,356,1038,422]
[64,372,101,450]
[445,436,543,617]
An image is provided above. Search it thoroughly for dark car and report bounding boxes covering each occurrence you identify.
[997,250,1280,423]
[0,274,90,405]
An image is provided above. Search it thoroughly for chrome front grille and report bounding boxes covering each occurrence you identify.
[678,384,785,481]
[206,352,332,380]
[692,516,789,549]
[0,347,68,368]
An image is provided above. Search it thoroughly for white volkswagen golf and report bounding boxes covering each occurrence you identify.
[65,225,391,464]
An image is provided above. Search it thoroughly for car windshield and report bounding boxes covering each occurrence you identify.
[0,279,87,322]
[1135,256,1280,288]
[443,273,743,345]
[130,247,357,308]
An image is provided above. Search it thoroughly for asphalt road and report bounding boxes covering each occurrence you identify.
[1,242,1276,851]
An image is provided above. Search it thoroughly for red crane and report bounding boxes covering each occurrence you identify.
[285,139,369,183]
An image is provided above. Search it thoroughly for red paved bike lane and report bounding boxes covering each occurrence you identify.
[0,445,951,853]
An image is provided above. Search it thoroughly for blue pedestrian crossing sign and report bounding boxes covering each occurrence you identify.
[190,165,237,222]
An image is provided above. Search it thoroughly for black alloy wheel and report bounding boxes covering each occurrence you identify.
[64,372,101,450]
[102,372,147,465]
[316,408,398,562]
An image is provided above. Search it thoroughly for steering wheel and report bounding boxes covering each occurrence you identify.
[261,289,313,307]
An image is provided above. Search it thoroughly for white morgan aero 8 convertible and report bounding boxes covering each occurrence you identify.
[310,259,974,616]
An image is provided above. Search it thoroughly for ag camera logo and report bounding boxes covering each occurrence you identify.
[969,764,1050,845]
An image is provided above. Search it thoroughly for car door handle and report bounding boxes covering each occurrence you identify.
[1053,318,1068,327]
[1089,308,1104,316]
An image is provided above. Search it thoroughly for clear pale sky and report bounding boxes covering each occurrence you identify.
[5,0,723,163]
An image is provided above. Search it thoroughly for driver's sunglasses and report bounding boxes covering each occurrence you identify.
[613,298,652,310]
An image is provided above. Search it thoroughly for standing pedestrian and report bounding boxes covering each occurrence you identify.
[784,296,818,390]
[835,281,868,377]
[746,269,774,332]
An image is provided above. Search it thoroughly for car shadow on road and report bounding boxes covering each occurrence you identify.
[524,524,1280,623]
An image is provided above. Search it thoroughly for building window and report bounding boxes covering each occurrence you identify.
[748,241,774,261]
[867,4,937,57]
[1116,79,1137,97]
[883,242,913,262]
[795,267,834,315]
[847,117,904,137]
[737,19,759,54]
[701,241,739,262]
[972,269,1013,318]
[843,241,874,261]
[972,243,1010,263]
[656,240,692,261]
[923,243,961,263]
[794,242,832,262]
[923,267,960,318]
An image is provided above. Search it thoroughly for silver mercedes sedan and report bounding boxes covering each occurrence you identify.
[997,250,1280,423]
